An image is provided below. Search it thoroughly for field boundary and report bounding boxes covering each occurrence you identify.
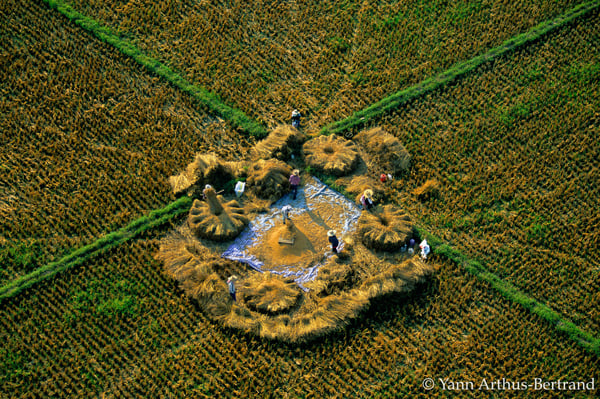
[42,0,268,139]
[0,196,192,301]
[419,230,600,356]
[321,0,600,136]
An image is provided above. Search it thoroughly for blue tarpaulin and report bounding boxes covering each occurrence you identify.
[222,177,362,290]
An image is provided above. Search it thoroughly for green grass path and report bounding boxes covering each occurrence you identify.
[322,0,600,136]
[420,230,600,356]
[0,196,191,301]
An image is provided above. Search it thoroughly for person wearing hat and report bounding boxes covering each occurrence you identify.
[289,169,301,200]
[227,276,237,301]
[419,239,430,260]
[360,189,374,211]
[291,109,302,128]
[327,230,339,253]
[281,205,293,225]
[202,184,213,201]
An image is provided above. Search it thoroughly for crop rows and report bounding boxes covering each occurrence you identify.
[0,196,192,301]
[1,0,599,397]
[0,0,254,285]
[1,240,597,398]
[376,8,600,334]
[64,0,586,134]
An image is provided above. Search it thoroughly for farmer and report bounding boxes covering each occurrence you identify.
[360,189,374,211]
[291,109,302,128]
[408,238,416,255]
[281,205,293,225]
[289,169,301,200]
[227,276,237,301]
[419,239,431,260]
[327,230,339,254]
[202,184,213,200]
[380,173,393,183]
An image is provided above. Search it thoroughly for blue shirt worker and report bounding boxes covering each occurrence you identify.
[291,109,302,128]
[227,276,236,301]
[327,230,339,253]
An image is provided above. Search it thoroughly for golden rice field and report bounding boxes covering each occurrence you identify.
[1,0,599,397]
[1,239,598,398]
[65,0,586,132]
[378,7,600,334]
[0,0,254,284]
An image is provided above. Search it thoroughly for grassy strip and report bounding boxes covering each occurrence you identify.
[42,0,268,139]
[416,228,600,356]
[0,196,192,301]
[321,0,600,136]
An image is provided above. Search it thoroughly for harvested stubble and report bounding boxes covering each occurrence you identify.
[358,205,414,251]
[353,127,412,175]
[245,158,292,201]
[251,124,306,161]
[377,6,600,333]
[62,0,587,134]
[303,135,360,176]
[188,187,248,241]
[0,0,253,284]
